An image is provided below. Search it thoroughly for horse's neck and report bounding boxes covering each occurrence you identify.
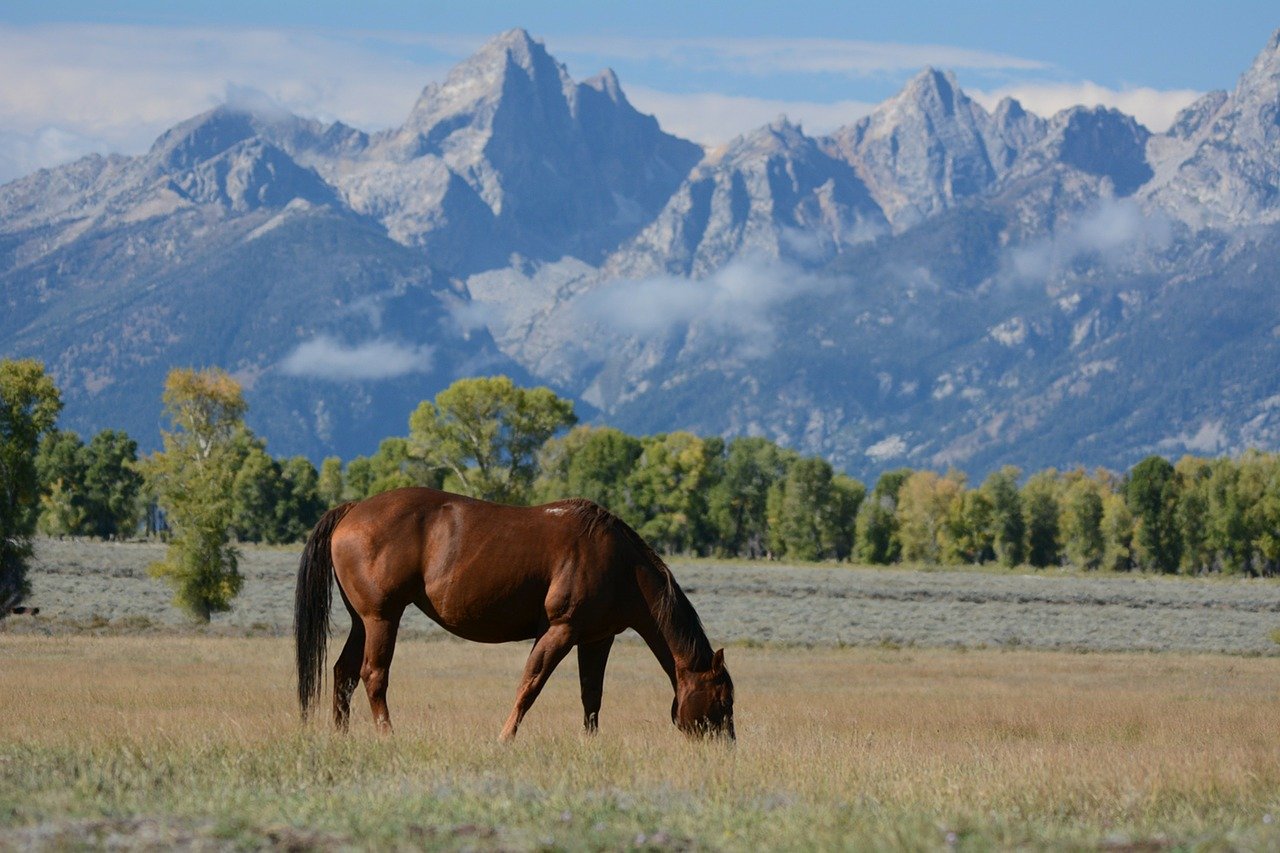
[634,561,713,675]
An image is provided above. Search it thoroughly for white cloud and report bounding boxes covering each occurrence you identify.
[0,23,443,182]
[1006,199,1173,282]
[279,336,434,381]
[972,82,1201,132]
[626,86,874,146]
[576,256,824,358]
[553,35,1048,76]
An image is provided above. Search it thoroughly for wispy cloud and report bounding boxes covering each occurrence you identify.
[0,23,441,182]
[626,86,874,145]
[576,256,825,358]
[1005,199,1173,283]
[279,336,434,381]
[552,34,1048,76]
[972,82,1201,132]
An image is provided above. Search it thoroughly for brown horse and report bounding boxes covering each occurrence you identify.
[294,487,734,740]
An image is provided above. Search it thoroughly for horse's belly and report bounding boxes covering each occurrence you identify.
[417,585,548,644]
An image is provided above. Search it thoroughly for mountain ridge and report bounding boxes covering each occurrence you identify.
[4,27,1280,480]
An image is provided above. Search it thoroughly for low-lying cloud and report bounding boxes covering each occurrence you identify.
[575,256,824,358]
[972,82,1201,133]
[279,336,434,381]
[628,86,875,147]
[1006,199,1173,283]
[0,23,443,182]
[554,35,1048,77]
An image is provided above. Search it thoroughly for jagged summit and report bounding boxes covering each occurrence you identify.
[1141,25,1280,227]
[583,68,624,101]
[8,26,1280,475]
[823,66,1021,227]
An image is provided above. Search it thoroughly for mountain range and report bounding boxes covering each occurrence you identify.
[4,27,1280,480]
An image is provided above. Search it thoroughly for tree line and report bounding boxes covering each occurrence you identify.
[3,361,1279,620]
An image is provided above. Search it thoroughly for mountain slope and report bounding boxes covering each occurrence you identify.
[5,27,1280,479]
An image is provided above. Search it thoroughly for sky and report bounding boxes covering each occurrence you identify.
[1,1,1276,183]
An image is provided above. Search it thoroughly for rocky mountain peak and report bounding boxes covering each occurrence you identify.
[824,66,1010,227]
[149,106,264,170]
[1142,28,1280,227]
[582,68,624,102]
[1048,106,1152,195]
[897,67,963,112]
[399,28,574,141]
[1165,90,1229,140]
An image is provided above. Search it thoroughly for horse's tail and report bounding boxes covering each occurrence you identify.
[295,502,355,721]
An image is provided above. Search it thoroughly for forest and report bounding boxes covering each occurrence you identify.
[5,359,1280,617]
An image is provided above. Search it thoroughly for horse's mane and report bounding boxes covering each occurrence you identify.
[552,499,708,661]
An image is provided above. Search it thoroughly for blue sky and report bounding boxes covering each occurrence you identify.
[1,1,1276,181]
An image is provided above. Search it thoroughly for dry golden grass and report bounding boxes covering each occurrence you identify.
[2,634,1279,849]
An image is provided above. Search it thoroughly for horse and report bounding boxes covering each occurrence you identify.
[294,487,735,741]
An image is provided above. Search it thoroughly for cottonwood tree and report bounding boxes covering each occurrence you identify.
[144,368,247,621]
[534,425,644,515]
[707,437,797,559]
[982,466,1026,567]
[1022,470,1062,568]
[1126,455,1182,573]
[855,469,911,564]
[408,376,576,503]
[627,431,720,554]
[0,359,62,613]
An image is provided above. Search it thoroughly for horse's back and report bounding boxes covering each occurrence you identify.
[330,488,638,643]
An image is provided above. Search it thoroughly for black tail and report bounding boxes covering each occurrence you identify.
[295,502,355,721]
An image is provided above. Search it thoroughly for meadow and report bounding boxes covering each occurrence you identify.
[3,540,1280,849]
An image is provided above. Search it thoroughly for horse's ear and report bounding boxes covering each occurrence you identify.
[712,648,725,672]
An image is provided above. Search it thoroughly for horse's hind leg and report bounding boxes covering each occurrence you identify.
[500,623,575,742]
[333,619,365,732]
[360,612,402,734]
[577,635,615,734]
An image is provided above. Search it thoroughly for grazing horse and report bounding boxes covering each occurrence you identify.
[294,487,734,741]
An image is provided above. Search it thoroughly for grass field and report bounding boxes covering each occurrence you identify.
[3,633,1280,850]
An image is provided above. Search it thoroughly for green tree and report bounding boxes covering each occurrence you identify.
[1101,490,1134,571]
[35,429,88,536]
[317,456,344,508]
[1125,455,1181,573]
[278,456,324,542]
[706,437,797,558]
[1174,456,1213,573]
[982,466,1025,567]
[0,359,62,612]
[950,488,995,564]
[143,368,247,621]
[82,429,142,538]
[230,440,281,543]
[1060,473,1106,570]
[628,432,717,554]
[1022,470,1062,568]
[855,469,911,564]
[1239,451,1280,575]
[895,470,964,564]
[534,425,644,515]
[343,456,374,501]
[825,474,866,561]
[36,428,142,539]
[408,376,576,503]
[1204,457,1249,573]
[766,457,860,561]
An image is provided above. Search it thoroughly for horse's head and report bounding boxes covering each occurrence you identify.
[673,648,735,740]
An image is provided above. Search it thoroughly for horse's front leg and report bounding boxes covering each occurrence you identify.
[499,623,575,741]
[577,635,615,734]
